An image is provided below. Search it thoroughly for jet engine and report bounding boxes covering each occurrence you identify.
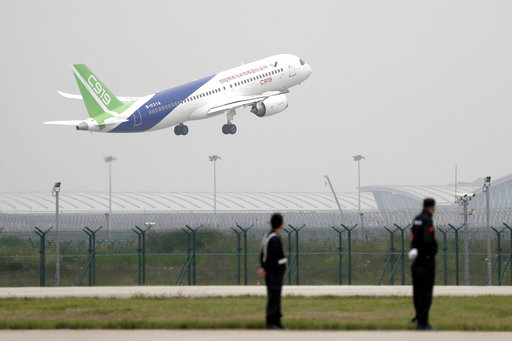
[250,94,288,117]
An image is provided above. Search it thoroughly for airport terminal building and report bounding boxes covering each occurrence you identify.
[1,174,512,230]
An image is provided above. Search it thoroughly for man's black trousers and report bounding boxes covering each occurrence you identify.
[265,272,284,326]
[412,261,435,326]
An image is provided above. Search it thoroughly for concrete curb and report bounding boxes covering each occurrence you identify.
[0,285,511,298]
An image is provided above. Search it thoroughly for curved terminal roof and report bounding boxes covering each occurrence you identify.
[361,184,475,207]
[362,174,512,209]
[0,192,378,213]
[2,175,511,213]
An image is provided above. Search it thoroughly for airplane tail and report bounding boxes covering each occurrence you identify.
[71,64,124,117]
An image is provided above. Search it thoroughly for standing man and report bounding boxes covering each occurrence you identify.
[409,198,438,330]
[258,213,287,330]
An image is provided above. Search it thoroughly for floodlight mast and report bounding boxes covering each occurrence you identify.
[457,192,475,286]
[482,176,491,285]
[105,156,116,239]
[209,155,221,224]
[52,182,61,286]
[353,155,365,228]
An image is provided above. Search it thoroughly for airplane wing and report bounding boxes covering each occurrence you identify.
[57,91,138,103]
[43,120,83,125]
[207,90,288,115]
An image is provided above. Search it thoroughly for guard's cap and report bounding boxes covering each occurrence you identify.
[423,198,436,208]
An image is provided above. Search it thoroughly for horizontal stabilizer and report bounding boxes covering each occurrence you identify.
[43,120,83,126]
[57,90,137,103]
[103,117,128,125]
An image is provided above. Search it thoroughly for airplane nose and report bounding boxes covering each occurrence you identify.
[305,64,312,78]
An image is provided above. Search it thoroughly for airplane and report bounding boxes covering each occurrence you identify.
[45,54,312,135]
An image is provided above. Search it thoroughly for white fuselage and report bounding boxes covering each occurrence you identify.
[79,54,312,133]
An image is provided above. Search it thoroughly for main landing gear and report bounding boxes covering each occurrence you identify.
[222,123,237,135]
[222,109,237,135]
[174,124,188,136]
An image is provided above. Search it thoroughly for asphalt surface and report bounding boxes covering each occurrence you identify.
[1,330,512,341]
[1,285,511,298]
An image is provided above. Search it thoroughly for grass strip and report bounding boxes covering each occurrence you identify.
[0,296,510,330]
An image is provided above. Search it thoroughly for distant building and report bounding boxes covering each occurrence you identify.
[362,174,512,210]
[0,174,511,231]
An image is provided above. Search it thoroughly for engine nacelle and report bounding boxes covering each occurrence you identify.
[250,94,288,117]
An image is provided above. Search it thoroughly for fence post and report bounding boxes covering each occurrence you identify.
[236,224,254,285]
[133,225,152,285]
[379,226,396,285]
[491,227,504,285]
[282,228,293,285]
[503,223,512,285]
[236,224,253,285]
[232,228,241,285]
[34,226,53,287]
[438,228,448,285]
[341,224,357,285]
[449,224,463,285]
[92,229,97,285]
[186,229,191,285]
[393,224,409,285]
[175,228,192,285]
[288,224,305,285]
[331,226,344,285]
[88,227,101,286]
[77,226,102,286]
[88,228,93,285]
[185,225,201,285]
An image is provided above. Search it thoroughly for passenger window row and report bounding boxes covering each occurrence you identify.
[148,67,284,114]
[230,68,283,88]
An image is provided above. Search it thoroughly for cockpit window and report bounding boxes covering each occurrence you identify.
[299,59,306,65]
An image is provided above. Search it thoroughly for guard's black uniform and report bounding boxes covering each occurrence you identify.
[260,231,287,327]
[411,209,438,327]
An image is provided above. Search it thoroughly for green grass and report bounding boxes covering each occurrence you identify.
[0,296,511,330]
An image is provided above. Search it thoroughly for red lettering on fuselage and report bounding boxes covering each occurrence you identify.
[260,77,272,85]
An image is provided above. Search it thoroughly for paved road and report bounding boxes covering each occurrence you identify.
[0,285,511,298]
[1,330,511,341]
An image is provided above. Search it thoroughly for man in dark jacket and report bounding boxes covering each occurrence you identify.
[258,213,287,329]
[409,198,438,330]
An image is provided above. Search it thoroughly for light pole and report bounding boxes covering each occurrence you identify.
[457,193,475,285]
[353,155,365,227]
[482,176,492,285]
[209,155,221,221]
[105,156,116,239]
[52,182,61,286]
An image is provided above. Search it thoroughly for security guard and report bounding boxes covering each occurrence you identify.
[258,213,287,330]
[409,198,438,330]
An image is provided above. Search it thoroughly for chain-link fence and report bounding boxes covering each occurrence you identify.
[0,222,510,287]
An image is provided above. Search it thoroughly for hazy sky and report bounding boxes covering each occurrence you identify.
[1,0,511,194]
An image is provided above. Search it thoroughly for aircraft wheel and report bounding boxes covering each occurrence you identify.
[174,125,182,135]
[222,124,229,134]
[181,125,189,135]
[229,124,237,134]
